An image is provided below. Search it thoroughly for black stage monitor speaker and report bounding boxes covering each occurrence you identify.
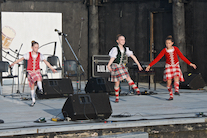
[85,77,114,94]
[180,72,205,90]
[62,93,112,120]
[36,78,74,99]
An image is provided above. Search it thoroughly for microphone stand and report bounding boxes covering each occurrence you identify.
[15,44,23,95]
[56,31,85,93]
[77,18,84,92]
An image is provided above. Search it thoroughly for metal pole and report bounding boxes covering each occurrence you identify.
[78,18,84,92]
[150,12,154,84]
[64,36,85,73]
[16,43,23,94]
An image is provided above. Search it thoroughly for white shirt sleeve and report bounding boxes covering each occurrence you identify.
[126,47,133,57]
[23,52,29,60]
[40,53,46,61]
[109,47,118,58]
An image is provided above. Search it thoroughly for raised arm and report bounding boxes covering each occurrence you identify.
[43,59,57,73]
[130,55,143,71]
[146,49,165,71]
[175,47,191,65]
[10,57,25,67]
[107,47,117,72]
[107,57,115,72]
[175,47,197,69]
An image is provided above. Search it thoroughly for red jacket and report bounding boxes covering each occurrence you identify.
[149,46,191,67]
[27,52,41,71]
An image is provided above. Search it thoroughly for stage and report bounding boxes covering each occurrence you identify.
[0,82,207,138]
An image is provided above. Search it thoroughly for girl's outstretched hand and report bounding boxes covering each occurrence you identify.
[107,66,112,72]
[190,63,197,69]
[145,65,150,71]
[10,63,15,67]
[138,65,143,71]
[52,68,57,73]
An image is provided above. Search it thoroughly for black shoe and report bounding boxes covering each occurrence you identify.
[115,99,119,103]
[174,92,180,96]
[136,91,141,96]
[37,89,43,94]
[30,102,35,107]
[168,97,173,101]
[34,117,46,123]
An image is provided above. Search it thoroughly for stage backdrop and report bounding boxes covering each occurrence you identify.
[1,12,62,84]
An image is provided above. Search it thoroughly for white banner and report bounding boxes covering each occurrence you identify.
[2,12,62,84]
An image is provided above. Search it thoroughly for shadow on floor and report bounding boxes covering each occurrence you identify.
[43,108,64,119]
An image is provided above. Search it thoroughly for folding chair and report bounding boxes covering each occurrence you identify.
[0,61,18,97]
[64,60,79,91]
[64,60,78,78]
[46,55,62,78]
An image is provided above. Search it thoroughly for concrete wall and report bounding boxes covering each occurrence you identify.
[1,0,88,80]
[98,0,172,82]
[99,0,207,83]
[1,0,207,83]
[185,0,207,82]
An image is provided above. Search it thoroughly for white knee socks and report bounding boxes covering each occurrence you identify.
[37,81,42,90]
[31,90,35,103]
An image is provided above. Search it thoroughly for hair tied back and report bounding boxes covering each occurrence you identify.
[166,35,173,42]
[31,40,38,46]
[116,34,124,40]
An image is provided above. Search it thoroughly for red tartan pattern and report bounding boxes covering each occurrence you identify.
[109,64,129,82]
[163,64,184,82]
[167,85,173,97]
[27,70,42,87]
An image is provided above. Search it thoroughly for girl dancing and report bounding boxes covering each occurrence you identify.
[107,34,143,103]
[11,41,57,106]
[146,35,197,100]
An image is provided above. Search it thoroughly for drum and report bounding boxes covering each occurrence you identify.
[2,26,16,49]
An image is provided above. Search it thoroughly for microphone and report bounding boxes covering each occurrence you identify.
[54,29,67,36]
[54,29,61,33]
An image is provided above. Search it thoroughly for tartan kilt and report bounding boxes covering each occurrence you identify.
[109,63,129,82]
[163,64,184,82]
[27,70,42,87]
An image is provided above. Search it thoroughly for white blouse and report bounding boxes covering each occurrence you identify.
[23,52,45,61]
[109,46,133,58]
[166,47,174,53]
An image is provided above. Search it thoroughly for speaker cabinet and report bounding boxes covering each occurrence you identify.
[180,72,205,90]
[85,77,114,94]
[36,78,74,99]
[62,93,112,120]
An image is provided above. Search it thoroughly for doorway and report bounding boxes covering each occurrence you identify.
[149,10,173,82]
